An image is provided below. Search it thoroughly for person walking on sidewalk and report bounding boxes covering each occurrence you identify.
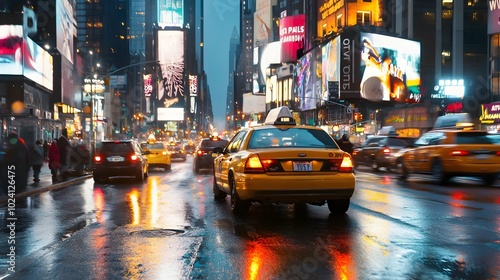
[48,140,60,184]
[30,140,45,183]
[58,128,71,181]
[1,132,30,193]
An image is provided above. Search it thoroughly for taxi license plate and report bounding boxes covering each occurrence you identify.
[293,161,312,171]
[108,156,124,162]
[475,154,491,160]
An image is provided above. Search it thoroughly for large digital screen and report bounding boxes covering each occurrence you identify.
[279,14,305,63]
[157,30,185,102]
[322,36,341,101]
[24,37,54,91]
[489,1,500,34]
[0,25,24,75]
[157,107,184,121]
[56,0,75,63]
[294,46,322,111]
[158,0,184,28]
[359,32,421,103]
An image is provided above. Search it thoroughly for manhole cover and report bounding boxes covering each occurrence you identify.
[130,229,185,237]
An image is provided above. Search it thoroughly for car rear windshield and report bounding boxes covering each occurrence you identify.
[142,143,164,149]
[200,140,228,148]
[101,142,134,153]
[456,132,497,144]
[248,128,337,148]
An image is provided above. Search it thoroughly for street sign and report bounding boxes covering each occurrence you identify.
[328,81,339,101]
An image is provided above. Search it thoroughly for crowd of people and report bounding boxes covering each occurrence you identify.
[0,128,90,195]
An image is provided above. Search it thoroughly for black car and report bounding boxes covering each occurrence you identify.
[193,136,229,173]
[168,142,187,161]
[352,135,416,171]
[93,140,149,183]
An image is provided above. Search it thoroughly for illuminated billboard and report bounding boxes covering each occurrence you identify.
[158,0,184,28]
[489,1,500,34]
[0,25,24,75]
[254,0,272,47]
[294,46,322,111]
[56,0,75,63]
[157,107,184,121]
[338,31,421,103]
[144,74,153,97]
[322,36,341,101]
[279,14,305,63]
[359,32,420,103]
[157,30,185,102]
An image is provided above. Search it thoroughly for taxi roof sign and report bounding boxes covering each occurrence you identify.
[264,106,294,125]
[434,113,474,130]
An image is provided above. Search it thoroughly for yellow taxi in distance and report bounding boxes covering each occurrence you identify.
[395,114,500,185]
[212,106,355,216]
[140,140,172,171]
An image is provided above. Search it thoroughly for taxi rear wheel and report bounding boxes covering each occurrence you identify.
[396,158,408,181]
[327,199,350,214]
[213,175,226,200]
[229,175,250,216]
[431,159,449,185]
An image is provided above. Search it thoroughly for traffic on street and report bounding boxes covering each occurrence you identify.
[0,154,498,279]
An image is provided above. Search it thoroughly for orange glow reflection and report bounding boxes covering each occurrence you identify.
[244,238,280,279]
[93,188,105,223]
[129,189,140,225]
[148,177,159,226]
[450,191,464,217]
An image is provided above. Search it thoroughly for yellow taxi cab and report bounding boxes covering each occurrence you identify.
[140,139,172,171]
[395,113,500,185]
[212,106,355,216]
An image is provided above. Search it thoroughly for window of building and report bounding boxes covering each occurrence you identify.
[337,14,343,28]
[280,0,286,8]
[357,11,371,25]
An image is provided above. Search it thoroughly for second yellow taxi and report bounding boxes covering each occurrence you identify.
[140,139,172,171]
[212,106,356,216]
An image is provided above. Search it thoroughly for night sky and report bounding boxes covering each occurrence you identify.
[204,1,240,131]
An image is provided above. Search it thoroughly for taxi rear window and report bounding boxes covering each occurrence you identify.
[248,128,337,148]
[456,132,495,144]
[142,143,164,149]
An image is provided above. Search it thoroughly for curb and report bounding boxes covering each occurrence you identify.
[0,175,93,207]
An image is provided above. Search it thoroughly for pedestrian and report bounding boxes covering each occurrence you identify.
[48,140,60,184]
[336,134,354,155]
[43,140,49,161]
[30,140,45,183]
[58,128,71,181]
[1,132,30,193]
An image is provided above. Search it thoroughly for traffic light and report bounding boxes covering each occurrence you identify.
[354,113,362,121]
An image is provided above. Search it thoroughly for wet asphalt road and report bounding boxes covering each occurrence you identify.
[0,157,499,279]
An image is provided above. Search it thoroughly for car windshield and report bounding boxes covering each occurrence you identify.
[248,128,337,149]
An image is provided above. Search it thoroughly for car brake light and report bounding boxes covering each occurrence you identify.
[94,155,102,162]
[382,148,391,154]
[497,151,500,156]
[131,154,139,161]
[197,150,206,156]
[339,154,354,173]
[450,150,470,156]
[244,154,265,173]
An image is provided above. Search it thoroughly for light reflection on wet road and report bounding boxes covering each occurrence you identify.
[0,158,498,279]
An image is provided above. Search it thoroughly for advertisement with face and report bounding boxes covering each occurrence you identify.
[294,46,322,111]
[24,37,54,91]
[359,32,421,103]
[157,30,185,105]
[56,0,75,63]
[0,25,24,75]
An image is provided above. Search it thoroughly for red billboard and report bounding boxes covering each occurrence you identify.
[279,14,305,63]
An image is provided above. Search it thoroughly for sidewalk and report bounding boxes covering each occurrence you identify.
[0,164,92,206]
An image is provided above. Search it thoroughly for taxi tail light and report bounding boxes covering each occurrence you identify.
[162,151,167,155]
[382,148,391,154]
[244,154,265,173]
[497,151,500,156]
[339,154,354,173]
[450,150,470,156]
